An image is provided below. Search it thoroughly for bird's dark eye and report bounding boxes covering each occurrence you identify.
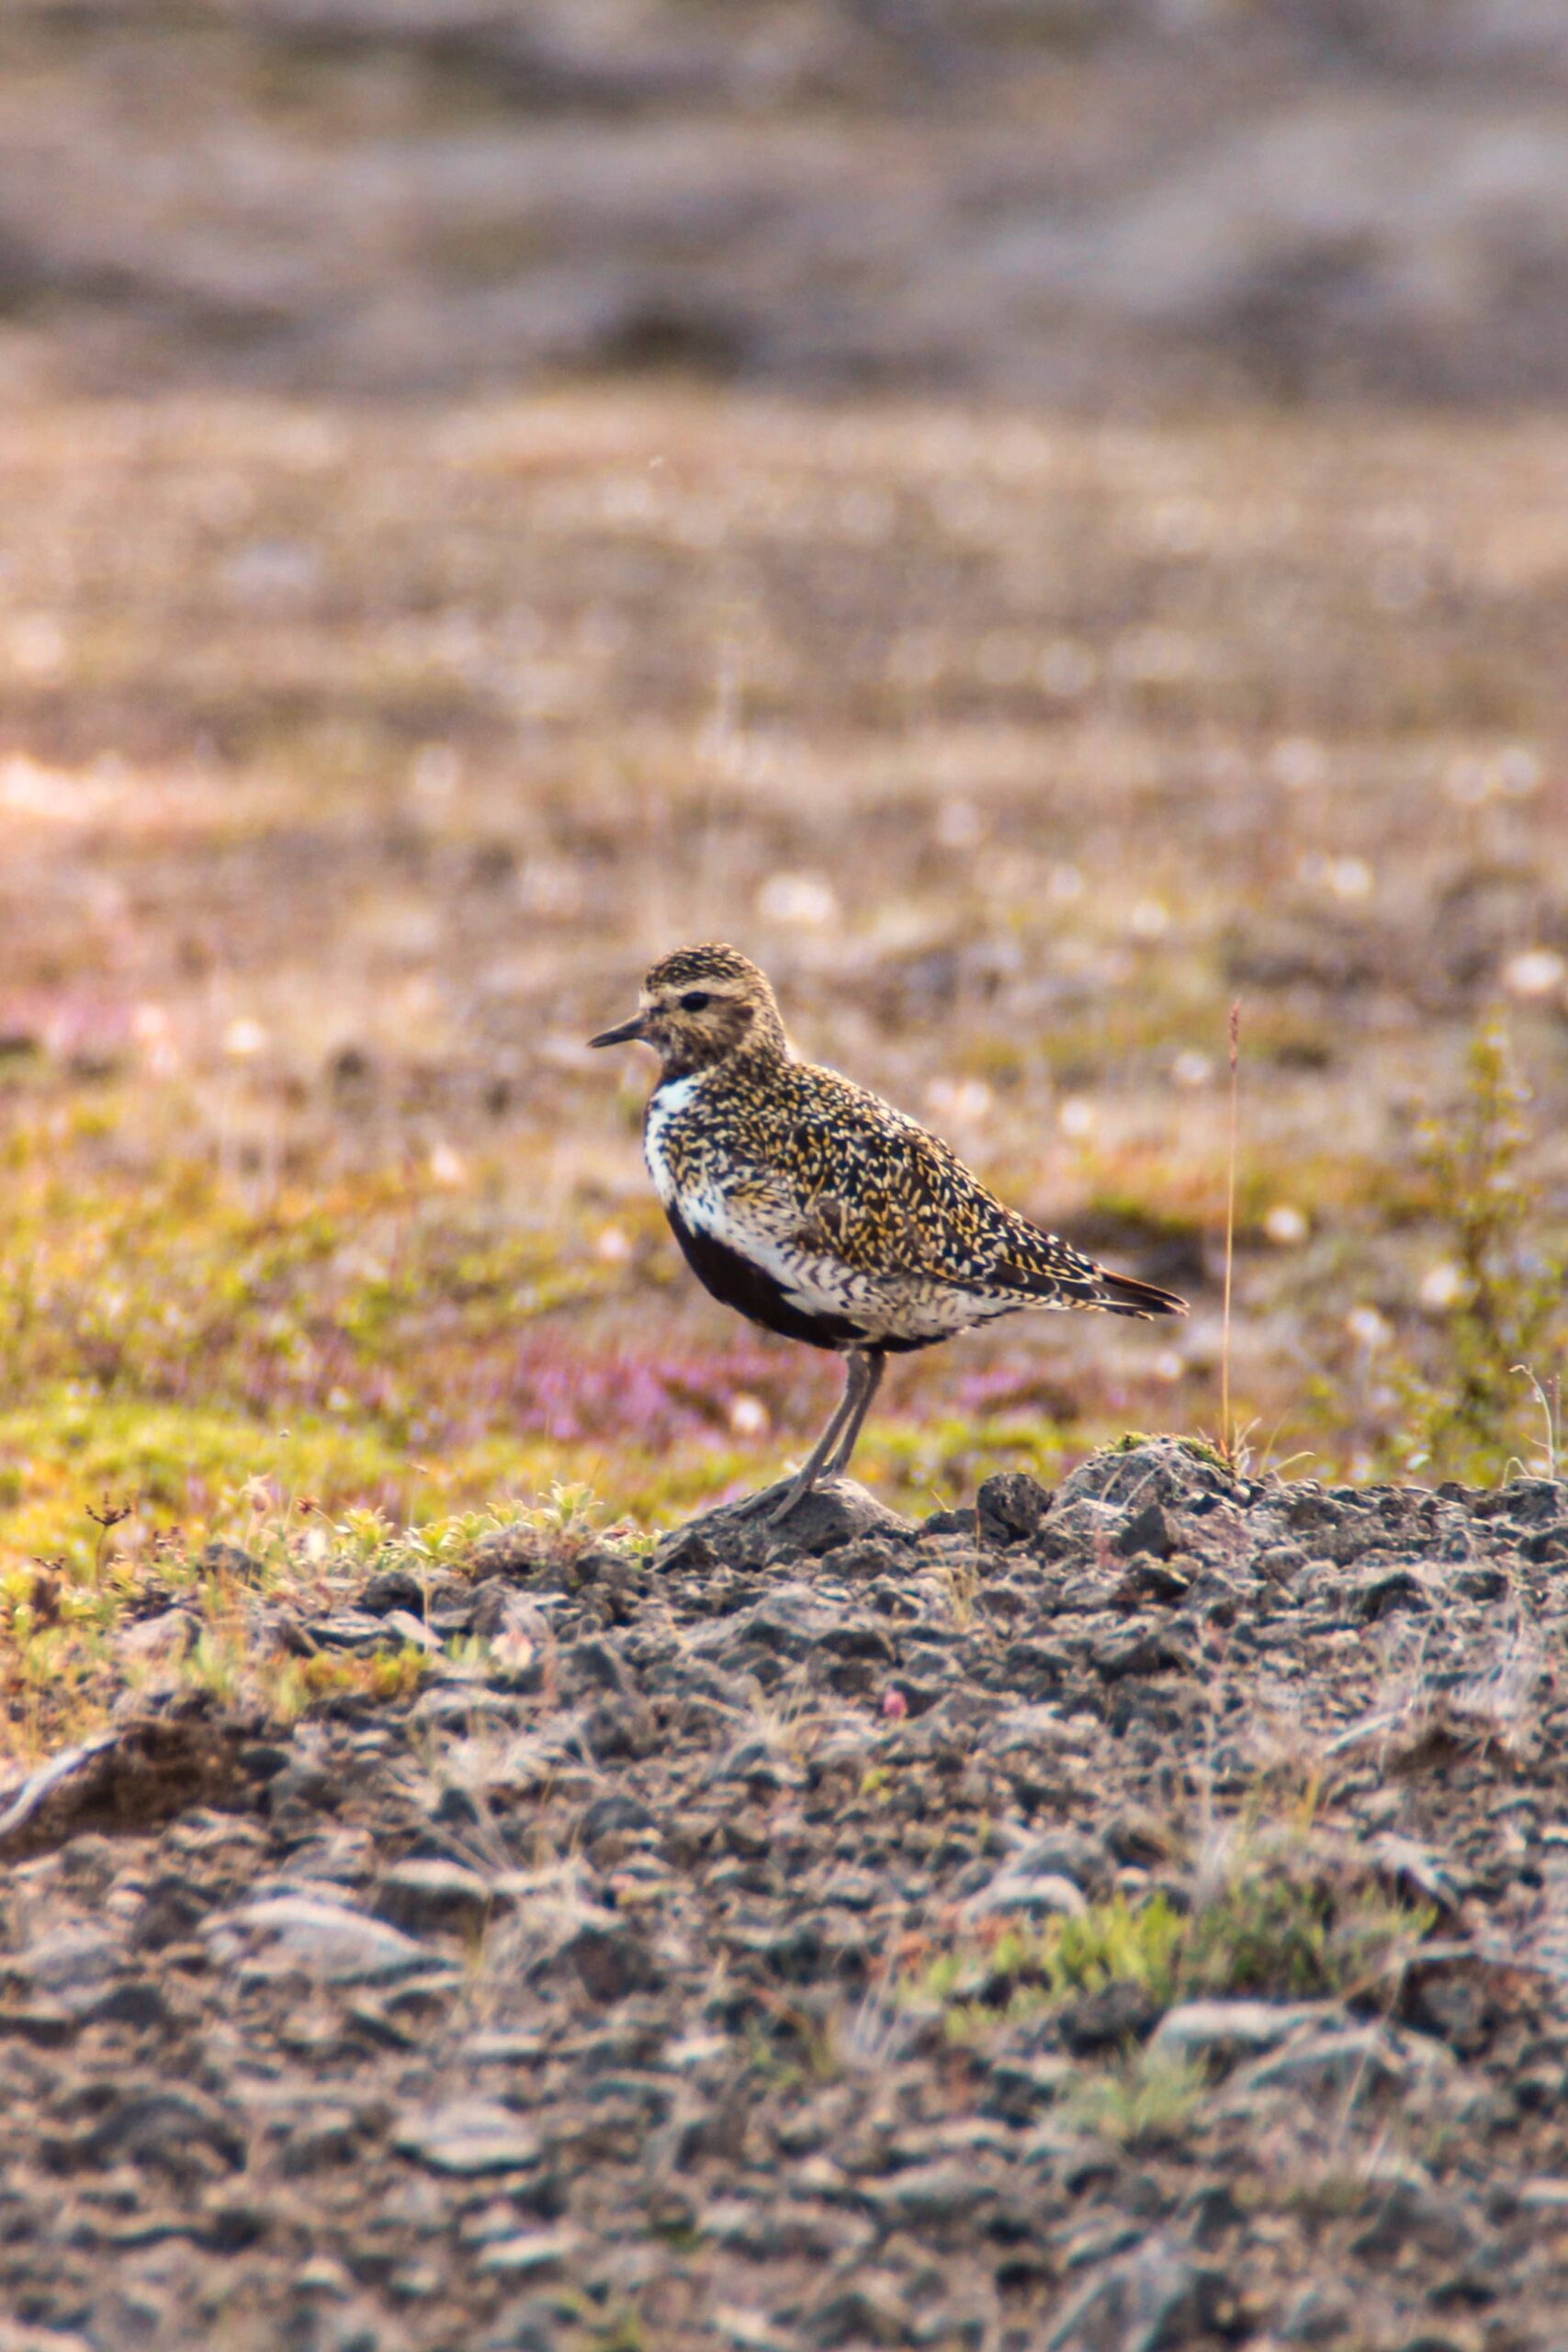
[679,990,712,1012]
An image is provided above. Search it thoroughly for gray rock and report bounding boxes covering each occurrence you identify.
[663,1478,912,1569]
[861,2158,996,2226]
[1115,1501,1175,1559]
[373,1860,502,1935]
[1043,2237,1234,2351]
[393,2099,544,2177]
[1058,1980,1160,2053]
[11,1926,120,2015]
[1151,1999,1332,2067]
[1232,2020,1452,2101]
[361,1568,424,1615]
[1057,1441,1240,1516]
[1348,2173,1479,2259]
[475,2228,580,2279]
[1090,1624,1191,1679]
[1278,2284,1357,2345]
[976,1471,1050,1546]
[562,1913,665,2001]
[803,2274,914,2348]
[205,1896,447,1984]
[62,2087,246,2184]
[963,1841,1089,1922]
[306,1611,397,1652]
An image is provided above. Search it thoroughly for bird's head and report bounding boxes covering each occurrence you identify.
[589,943,789,1078]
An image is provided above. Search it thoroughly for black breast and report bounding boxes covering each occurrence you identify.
[664,1203,864,1351]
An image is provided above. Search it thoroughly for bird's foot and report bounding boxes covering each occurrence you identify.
[764,1479,816,1528]
[719,1474,817,1526]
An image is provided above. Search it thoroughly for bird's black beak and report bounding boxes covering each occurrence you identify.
[588,1012,649,1049]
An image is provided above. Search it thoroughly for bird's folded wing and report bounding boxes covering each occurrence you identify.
[726,1139,1099,1295]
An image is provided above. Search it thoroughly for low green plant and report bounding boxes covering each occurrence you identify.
[918,1862,1432,2042]
[1402,1013,1565,1480]
[1061,2046,1209,2149]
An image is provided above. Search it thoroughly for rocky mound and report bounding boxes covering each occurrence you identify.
[2,1441,1567,2352]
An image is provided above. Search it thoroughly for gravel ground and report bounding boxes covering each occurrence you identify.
[3,1440,1568,2352]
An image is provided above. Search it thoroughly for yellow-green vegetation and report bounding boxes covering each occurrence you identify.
[1397,1015,1566,1481]
[1059,2047,1212,2151]
[919,1863,1436,2043]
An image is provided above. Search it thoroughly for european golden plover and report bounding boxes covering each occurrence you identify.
[591,944,1187,1520]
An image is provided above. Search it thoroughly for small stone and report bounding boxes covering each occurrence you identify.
[1115,1500,1174,1559]
[118,1609,194,1664]
[85,1977,172,2031]
[200,1539,264,1581]
[656,1529,720,1575]
[393,2099,544,2177]
[1234,2020,1449,2100]
[863,2159,995,2225]
[1058,1979,1159,2052]
[477,2229,579,2279]
[563,1915,665,2002]
[1279,2284,1357,2344]
[205,1896,446,1984]
[976,1472,1050,1546]
[68,2088,246,2184]
[15,1927,120,2015]
[580,1792,658,1847]
[1151,1999,1329,2068]
[1091,1624,1190,1679]
[482,2293,581,2352]
[1043,2238,1233,2351]
[964,1860,1087,1924]
[1349,2176,1478,2260]
[381,1609,443,1653]
[374,1860,500,1935]
[362,1569,425,1615]
[804,2274,913,2348]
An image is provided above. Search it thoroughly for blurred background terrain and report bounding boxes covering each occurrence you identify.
[7,0,1568,406]
[2,0,1567,1581]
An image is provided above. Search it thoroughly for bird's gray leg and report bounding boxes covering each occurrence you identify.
[763,1350,874,1525]
[724,1352,863,1522]
[824,1346,885,1479]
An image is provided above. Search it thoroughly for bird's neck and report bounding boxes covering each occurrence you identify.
[656,1036,791,1090]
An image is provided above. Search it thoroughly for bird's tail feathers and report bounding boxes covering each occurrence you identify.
[1091,1269,1189,1320]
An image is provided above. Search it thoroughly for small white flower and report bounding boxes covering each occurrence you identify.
[1171,1050,1213,1090]
[1327,856,1373,901]
[1419,1261,1468,1311]
[1264,1204,1308,1246]
[223,1017,268,1058]
[1347,1305,1393,1351]
[428,1141,468,1189]
[595,1224,633,1263]
[1502,948,1565,1001]
[1058,1096,1096,1138]
[729,1394,769,1438]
